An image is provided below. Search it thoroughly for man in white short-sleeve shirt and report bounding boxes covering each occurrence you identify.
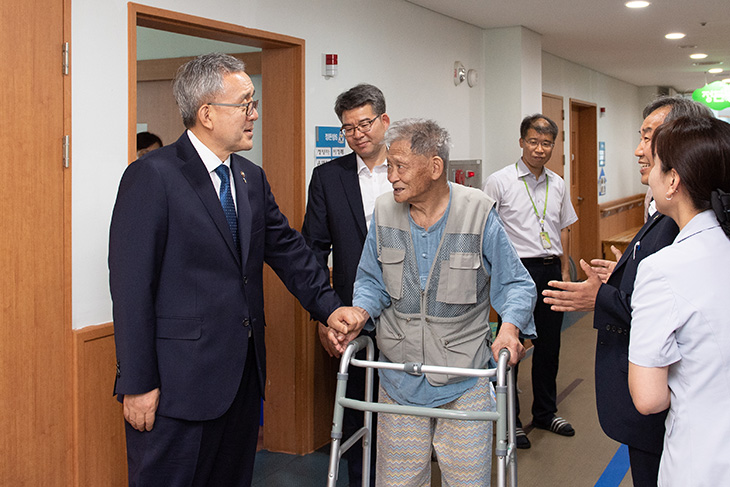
[483,114,577,449]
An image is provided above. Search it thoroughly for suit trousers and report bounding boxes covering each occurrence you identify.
[517,259,564,425]
[628,445,661,487]
[125,340,261,487]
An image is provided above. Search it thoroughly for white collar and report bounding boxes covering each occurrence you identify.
[187,129,231,172]
[676,210,720,244]
[516,158,548,182]
[356,154,387,175]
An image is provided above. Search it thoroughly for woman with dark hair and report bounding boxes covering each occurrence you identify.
[628,116,730,486]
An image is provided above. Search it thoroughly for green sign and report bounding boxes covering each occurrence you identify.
[692,81,730,110]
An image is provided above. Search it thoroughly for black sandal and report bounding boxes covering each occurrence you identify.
[534,416,575,437]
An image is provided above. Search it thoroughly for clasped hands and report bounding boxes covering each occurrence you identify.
[325,306,370,355]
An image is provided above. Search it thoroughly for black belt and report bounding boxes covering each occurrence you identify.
[521,256,559,266]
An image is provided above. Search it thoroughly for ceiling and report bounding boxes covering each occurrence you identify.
[407,0,730,94]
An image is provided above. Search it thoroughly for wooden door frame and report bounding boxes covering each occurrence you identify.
[127,3,321,454]
[542,92,565,178]
[63,0,73,482]
[569,99,599,275]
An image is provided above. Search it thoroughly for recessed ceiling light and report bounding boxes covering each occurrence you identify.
[690,53,708,59]
[723,78,730,84]
[665,33,686,40]
[625,1,650,8]
[708,68,724,74]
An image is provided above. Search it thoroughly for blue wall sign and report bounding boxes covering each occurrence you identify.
[315,126,347,166]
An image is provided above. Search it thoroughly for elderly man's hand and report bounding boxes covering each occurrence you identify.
[317,321,341,358]
[326,306,370,354]
[491,322,525,367]
[542,259,602,312]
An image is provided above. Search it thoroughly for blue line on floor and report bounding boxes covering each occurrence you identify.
[594,443,630,487]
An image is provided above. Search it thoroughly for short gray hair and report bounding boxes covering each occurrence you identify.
[384,118,451,165]
[173,53,247,128]
[643,95,713,122]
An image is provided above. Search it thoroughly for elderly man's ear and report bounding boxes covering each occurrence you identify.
[431,156,445,180]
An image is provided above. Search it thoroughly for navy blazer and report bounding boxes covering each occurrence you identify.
[109,132,341,421]
[593,211,679,453]
[301,152,369,305]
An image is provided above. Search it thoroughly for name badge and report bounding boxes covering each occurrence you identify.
[540,231,552,249]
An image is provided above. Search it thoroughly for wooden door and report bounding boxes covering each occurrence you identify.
[542,93,565,178]
[0,0,72,484]
[569,100,599,277]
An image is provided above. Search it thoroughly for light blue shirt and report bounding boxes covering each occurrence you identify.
[353,183,536,407]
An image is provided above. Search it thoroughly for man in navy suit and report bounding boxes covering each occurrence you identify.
[542,96,712,486]
[109,53,354,487]
[302,84,390,486]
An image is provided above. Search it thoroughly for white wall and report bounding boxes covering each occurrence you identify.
[71,0,486,329]
[542,52,646,202]
[483,27,543,175]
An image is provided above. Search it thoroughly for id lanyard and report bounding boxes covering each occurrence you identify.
[516,162,552,249]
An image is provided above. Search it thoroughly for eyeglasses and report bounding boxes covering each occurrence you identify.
[207,99,259,117]
[523,138,555,150]
[340,114,381,136]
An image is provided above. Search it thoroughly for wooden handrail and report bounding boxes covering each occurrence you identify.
[599,194,644,218]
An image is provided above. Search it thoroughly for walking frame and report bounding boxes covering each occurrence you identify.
[327,336,518,486]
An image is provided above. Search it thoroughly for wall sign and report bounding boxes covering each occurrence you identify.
[599,141,605,167]
[598,168,606,196]
[315,126,346,166]
[692,81,730,110]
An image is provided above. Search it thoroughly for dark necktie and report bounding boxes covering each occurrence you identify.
[214,164,239,250]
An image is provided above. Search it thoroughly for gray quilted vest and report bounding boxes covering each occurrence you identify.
[374,183,495,386]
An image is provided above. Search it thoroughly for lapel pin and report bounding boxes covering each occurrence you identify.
[240,171,247,183]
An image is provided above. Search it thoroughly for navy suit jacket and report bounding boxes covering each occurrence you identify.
[593,211,678,453]
[301,152,369,305]
[109,132,341,421]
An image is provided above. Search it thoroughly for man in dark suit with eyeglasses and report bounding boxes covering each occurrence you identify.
[302,83,391,486]
[109,52,355,487]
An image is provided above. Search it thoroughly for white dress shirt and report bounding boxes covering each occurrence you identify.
[187,129,237,212]
[483,159,577,258]
[357,155,390,231]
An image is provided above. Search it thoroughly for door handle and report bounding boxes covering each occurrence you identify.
[577,196,584,201]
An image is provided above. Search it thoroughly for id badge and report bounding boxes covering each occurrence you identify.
[540,231,552,249]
